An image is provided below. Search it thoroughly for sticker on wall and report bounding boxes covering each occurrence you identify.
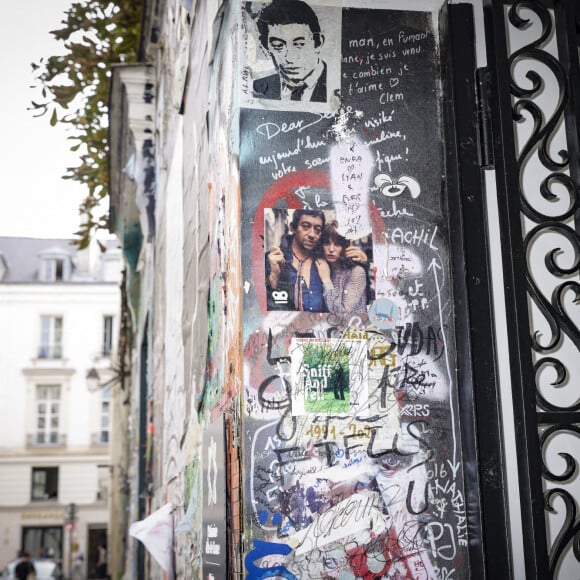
[374,173,421,198]
[368,297,399,330]
[290,337,368,416]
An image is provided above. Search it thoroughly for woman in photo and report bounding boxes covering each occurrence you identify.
[316,221,369,317]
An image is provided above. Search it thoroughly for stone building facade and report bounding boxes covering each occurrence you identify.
[0,237,121,578]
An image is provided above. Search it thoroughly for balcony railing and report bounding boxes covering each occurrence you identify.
[91,432,110,446]
[96,485,109,503]
[37,346,62,359]
[27,433,67,448]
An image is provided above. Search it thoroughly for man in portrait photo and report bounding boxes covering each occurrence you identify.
[266,209,327,311]
[253,0,327,102]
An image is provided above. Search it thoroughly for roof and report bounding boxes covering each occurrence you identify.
[0,237,121,283]
[0,238,76,282]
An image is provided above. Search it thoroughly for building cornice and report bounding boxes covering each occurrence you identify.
[109,64,156,241]
[22,368,75,377]
[0,453,110,464]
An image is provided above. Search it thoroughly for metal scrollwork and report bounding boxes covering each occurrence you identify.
[545,488,580,576]
[508,1,580,350]
[539,424,580,481]
[524,222,580,352]
[506,0,580,576]
[509,3,569,171]
[534,358,580,414]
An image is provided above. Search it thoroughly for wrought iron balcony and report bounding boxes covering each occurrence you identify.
[37,346,63,359]
[91,432,110,446]
[26,433,67,448]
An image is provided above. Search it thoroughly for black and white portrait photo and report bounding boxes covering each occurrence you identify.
[242,0,340,111]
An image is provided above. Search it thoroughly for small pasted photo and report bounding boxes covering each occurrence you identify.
[241,0,341,111]
[290,337,368,416]
[264,208,374,314]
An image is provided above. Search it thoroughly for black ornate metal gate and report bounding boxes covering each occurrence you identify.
[482,0,580,577]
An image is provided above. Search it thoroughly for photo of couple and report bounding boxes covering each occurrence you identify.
[264,208,374,315]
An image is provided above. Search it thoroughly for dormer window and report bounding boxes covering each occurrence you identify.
[0,254,7,281]
[101,250,122,282]
[39,248,73,282]
[43,258,65,281]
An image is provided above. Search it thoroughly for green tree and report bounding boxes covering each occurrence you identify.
[30,0,142,248]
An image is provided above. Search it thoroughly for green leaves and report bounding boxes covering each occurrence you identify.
[30,0,142,247]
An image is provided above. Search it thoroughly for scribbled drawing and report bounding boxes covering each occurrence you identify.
[376,308,394,322]
[259,509,283,528]
[244,539,295,579]
[374,173,421,198]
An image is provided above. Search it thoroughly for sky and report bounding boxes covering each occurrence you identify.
[0,1,94,240]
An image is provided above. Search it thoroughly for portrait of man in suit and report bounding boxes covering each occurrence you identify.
[253,0,327,103]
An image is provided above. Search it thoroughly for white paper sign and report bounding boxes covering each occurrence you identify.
[129,502,174,578]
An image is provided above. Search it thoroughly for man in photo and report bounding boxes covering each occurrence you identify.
[266,209,327,311]
[253,0,327,102]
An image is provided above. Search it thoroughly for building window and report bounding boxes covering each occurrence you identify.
[0,254,7,281]
[42,258,62,281]
[102,251,121,282]
[31,467,59,501]
[40,255,71,282]
[103,315,113,356]
[21,526,63,561]
[39,316,62,359]
[36,385,61,445]
[100,387,111,444]
[96,465,109,502]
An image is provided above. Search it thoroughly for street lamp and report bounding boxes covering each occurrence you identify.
[85,368,101,392]
[86,367,127,392]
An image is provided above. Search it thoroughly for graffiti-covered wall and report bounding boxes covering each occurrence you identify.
[239,1,469,577]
